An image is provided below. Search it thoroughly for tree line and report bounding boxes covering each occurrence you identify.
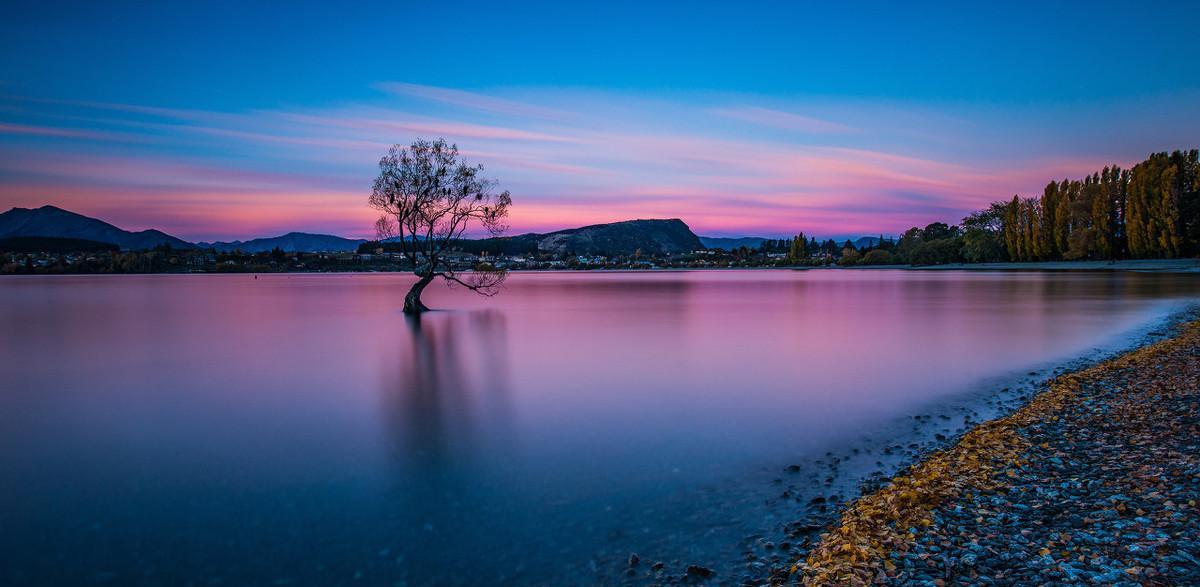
[760,233,875,260]
[994,149,1200,261]
[782,148,1199,266]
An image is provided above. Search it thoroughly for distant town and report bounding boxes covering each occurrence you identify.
[0,205,880,275]
[5,144,1199,276]
[0,237,872,275]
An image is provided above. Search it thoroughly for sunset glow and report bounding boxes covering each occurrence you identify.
[6,4,1200,586]
[2,2,1198,241]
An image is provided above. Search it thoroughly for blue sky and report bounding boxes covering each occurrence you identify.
[2,1,1198,240]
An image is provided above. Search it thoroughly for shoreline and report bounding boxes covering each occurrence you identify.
[609,304,1198,586]
[878,259,1200,273]
[796,312,1200,585]
[4,258,1200,277]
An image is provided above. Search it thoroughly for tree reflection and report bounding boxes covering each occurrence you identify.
[381,310,512,470]
[376,310,515,587]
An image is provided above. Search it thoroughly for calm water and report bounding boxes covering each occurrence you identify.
[2,270,1198,585]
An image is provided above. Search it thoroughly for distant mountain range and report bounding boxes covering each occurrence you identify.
[853,236,884,249]
[0,206,195,250]
[1,205,887,255]
[699,235,886,251]
[197,233,366,253]
[698,236,767,250]
[0,206,365,253]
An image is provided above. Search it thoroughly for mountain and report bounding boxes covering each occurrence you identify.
[853,236,884,249]
[0,205,195,250]
[2,206,702,257]
[198,232,366,253]
[699,236,766,250]
[534,218,702,256]
[447,218,703,256]
[0,236,120,253]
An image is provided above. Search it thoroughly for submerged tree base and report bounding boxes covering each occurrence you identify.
[403,275,433,314]
[402,299,430,314]
[800,319,1200,585]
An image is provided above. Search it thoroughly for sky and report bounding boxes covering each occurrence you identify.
[1,0,1198,241]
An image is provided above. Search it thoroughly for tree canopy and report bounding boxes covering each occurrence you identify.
[369,139,512,313]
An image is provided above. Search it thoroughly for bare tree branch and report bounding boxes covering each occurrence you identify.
[368,138,512,313]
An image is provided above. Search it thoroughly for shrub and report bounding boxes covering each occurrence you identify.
[859,249,894,265]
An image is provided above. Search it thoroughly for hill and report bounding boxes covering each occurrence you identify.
[534,219,702,255]
[0,205,195,250]
[198,232,366,253]
[0,236,120,253]
[853,236,884,249]
[0,207,705,257]
[441,218,702,257]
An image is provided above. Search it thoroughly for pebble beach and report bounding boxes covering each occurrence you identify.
[798,320,1200,586]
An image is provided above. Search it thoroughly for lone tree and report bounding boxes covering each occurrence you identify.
[369,139,512,313]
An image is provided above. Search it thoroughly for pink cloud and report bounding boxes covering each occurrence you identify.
[4,84,1188,240]
[0,122,137,142]
[713,106,855,134]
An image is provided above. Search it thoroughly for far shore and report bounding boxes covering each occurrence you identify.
[511,258,1200,273]
[886,258,1200,272]
[6,258,1200,277]
[513,258,1200,273]
[542,259,1200,273]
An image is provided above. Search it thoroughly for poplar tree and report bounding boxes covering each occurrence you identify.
[1054,179,1074,255]
[1039,181,1059,259]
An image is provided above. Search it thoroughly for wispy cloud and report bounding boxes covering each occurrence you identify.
[376,82,574,121]
[280,110,577,143]
[2,84,1194,241]
[713,106,855,134]
[0,121,134,142]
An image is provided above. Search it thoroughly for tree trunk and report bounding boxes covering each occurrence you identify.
[403,274,435,314]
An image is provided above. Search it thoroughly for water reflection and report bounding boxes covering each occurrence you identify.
[2,271,1198,586]
[383,310,512,468]
[375,310,518,581]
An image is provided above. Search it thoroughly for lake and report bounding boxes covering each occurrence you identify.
[2,270,1198,585]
